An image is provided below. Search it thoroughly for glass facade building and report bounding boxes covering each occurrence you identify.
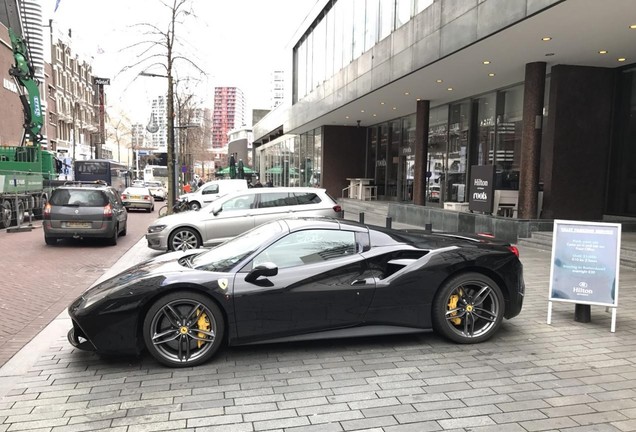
[254,0,636,224]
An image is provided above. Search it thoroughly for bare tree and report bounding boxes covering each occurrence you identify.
[119,0,205,212]
[105,113,133,165]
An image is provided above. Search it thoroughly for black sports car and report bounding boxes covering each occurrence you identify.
[68,217,524,367]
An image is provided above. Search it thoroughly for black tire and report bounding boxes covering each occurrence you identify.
[107,224,118,246]
[168,227,201,251]
[10,200,25,226]
[120,221,127,237]
[143,291,224,367]
[44,236,57,245]
[0,201,11,229]
[432,272,504,344]
[189,201,201,211]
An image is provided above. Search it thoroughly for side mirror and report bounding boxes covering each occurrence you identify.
[245,262,278,283]
[211,202,222,216]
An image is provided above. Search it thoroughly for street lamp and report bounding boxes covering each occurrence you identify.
[140,71,177,211]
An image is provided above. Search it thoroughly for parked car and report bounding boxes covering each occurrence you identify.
[68,217,524,367]
[427,185,441,202]
[181,179,248,210]
[145,181,166,201]
[146,187,341,251]
[43,182,127,245]
[121,187,155,212]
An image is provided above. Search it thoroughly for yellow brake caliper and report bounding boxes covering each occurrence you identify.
[448,294,461,325]
[196,309,211,349]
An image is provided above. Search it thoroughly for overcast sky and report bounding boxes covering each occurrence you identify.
[41,0,317,124]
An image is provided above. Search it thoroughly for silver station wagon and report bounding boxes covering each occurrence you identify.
[146,187,342,251]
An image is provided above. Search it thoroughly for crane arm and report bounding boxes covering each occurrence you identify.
[2,0,44,146]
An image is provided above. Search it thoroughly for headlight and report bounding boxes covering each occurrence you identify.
[147,225,167,233]
[82,285,121,309]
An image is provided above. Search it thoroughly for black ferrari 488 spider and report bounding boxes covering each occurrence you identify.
[68,217,524,367]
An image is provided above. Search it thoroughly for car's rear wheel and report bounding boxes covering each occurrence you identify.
[143,292,224,367]
[432,272,504,344]
[44,236,57,245]
[169,227,201,251]
[107,224,118,246]
[189,201,201,211]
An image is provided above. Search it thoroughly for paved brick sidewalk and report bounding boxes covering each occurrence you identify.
[0,211,156,368]
[1,243,635,430]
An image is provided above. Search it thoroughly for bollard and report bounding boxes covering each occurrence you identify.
[425,223,432,232]
[386,217,392,229]
[359,212,365,224]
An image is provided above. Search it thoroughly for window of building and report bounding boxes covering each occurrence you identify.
[474,93,496,166]
[447,101,470,202]
[352,0,366,59]
[415,0,434,13]
[495,85,523,190]
[396,0,412,28]
[379,0,395,41]
[365,0,379,51]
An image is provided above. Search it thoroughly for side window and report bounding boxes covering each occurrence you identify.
[203,185,219,195]
[258,192,296,208]
[252,229,357,269]
[221,194,256,211]
[110,190,123,206]
[294,192,321,205]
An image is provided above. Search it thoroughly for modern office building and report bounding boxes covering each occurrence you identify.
[253,0,636,238]
[212,86,246,148]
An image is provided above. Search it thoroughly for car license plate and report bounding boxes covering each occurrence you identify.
[131,195,141,199]
[65,221,91,228]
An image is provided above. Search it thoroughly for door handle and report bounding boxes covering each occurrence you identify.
[351,279,367,286]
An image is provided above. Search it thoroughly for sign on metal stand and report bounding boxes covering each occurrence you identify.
[547,220,621,332]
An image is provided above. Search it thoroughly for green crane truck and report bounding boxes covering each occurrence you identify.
[0,0,60,228]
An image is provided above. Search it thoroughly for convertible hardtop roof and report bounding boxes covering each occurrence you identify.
[281,217,368,233]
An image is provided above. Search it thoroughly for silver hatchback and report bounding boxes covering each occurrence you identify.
[146,187,342,251]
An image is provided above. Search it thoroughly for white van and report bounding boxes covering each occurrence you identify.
[181,179,248,210]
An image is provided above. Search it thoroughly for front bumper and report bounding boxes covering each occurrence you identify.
[146,232,168,251]
[67,325,97,351]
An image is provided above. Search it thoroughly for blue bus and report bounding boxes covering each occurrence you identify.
[74,159,132,192]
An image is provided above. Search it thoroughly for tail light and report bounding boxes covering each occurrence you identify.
[144,195,151,201]
[333,204,342,213]
[121,194,127,200]
[43,203,51,220]
[103,203,113,218]
[508,245,520,257]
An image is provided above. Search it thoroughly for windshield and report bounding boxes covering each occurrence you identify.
[192,220,286,272]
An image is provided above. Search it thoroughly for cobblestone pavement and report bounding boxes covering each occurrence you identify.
[1,225,635,430]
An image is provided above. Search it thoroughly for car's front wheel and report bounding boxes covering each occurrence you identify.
[189,201,201,211]
[168,227,201,251]
[432,272,504,344]
[143,292,224,367]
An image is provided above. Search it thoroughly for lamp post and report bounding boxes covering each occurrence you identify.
[140,71,177,210]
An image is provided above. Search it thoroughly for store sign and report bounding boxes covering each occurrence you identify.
[468,165,495,213]
[93,77,110,85]
[548,220,621,307]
